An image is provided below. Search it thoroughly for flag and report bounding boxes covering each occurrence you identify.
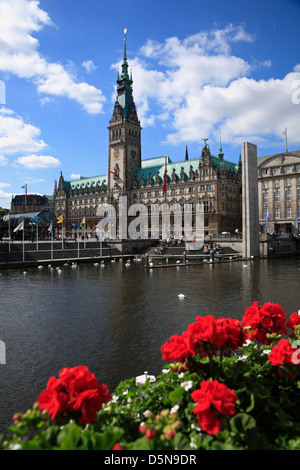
[283,128,287,136]
[163,168,167,194]
[92,217,107,231]
[14,221,24,233]
[2,214,10,222]
[296,209,298,229]
[57,215,63,224]
[70,223,79,230]
[80,217,86,226]
[48,222,53,232]
[30,215,38,223]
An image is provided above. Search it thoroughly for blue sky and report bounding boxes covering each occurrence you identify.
[0,0,299,208]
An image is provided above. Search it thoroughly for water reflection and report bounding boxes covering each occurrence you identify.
[0,257,299,434]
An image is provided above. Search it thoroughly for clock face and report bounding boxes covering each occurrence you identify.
[114,149,120,159]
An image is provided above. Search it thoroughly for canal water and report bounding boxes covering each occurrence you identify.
[0,257,299,434]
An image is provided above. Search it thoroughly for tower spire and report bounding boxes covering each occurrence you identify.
[218,133,224,160]
[185,145,189,161]
[121,28,129,79]
[116,29,133,117]
[124,28,127,60]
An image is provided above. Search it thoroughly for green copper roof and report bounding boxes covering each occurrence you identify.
[135,152,239,189]
[68,175,108,191]
[142,155,172,169]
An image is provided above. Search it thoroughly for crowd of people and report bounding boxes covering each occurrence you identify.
[203,242,223,254]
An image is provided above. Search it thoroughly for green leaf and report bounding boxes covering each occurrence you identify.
[130,437,156,450]
[82,428,124,450]
[230,413,256,434]
[168,386,185,405]
[56,422,82,450]
[173,433,191,450]
[246,393,255,413]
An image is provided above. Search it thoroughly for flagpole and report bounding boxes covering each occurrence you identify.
[51,225,53,261]
[8,216,11,252]
[84,219,86,250]
[78,217,80,259]
[22,219,25,262]
[283,127,288,153]
[78,227,80,259]
[36,215,39,251]
[162,154,168,239]
[62,217,64,250]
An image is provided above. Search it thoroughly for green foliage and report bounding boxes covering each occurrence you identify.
[2,333,300,450]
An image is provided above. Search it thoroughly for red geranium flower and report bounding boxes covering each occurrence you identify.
[186,315,222,358]
[243,301,288,345]
[161,331,192,362]
[36,365,111,426]
[161,315,247,363]
[191,379,238,435]
[286,312,300,334]
[268,339,299,367]
[216,317,247,351]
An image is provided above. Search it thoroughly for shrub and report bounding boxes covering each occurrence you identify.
[2,302,300,450]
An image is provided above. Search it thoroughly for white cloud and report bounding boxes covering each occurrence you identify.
[0,188,12,206]
[82,60,97,73]
[16,154,61,169]
[129,26,300,150]
[0,107,46,155]
[70,173,81,180]
[0,0,106,114]
[0,182,10,188]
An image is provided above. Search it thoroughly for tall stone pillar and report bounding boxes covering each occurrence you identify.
[242,142,260,258]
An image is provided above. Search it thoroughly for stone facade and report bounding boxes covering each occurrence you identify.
[11,193,55,214]
[257,150,300,235]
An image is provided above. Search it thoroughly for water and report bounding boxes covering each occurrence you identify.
[0,257,299,434]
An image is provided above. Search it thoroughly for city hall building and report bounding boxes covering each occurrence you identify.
[54,34,242,239]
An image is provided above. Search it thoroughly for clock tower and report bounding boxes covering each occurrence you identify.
[108,29,142,193]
